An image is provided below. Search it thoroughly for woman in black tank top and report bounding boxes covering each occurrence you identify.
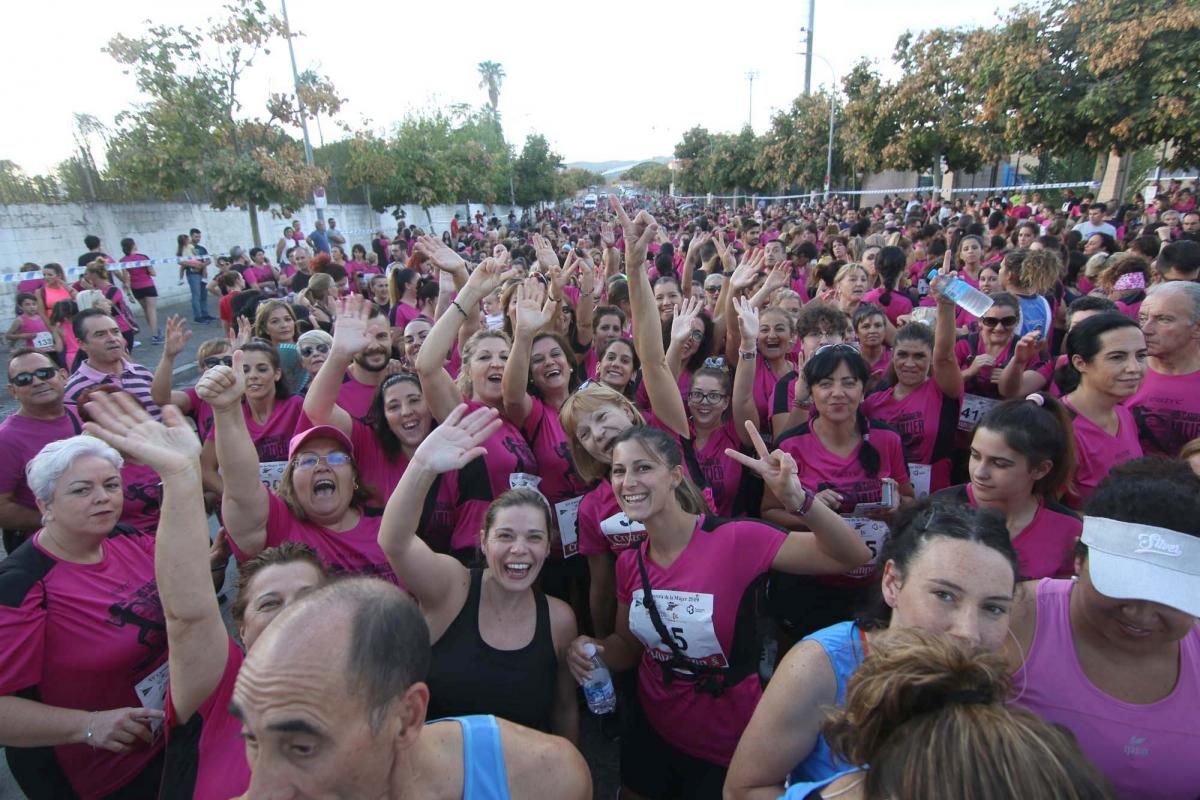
[379,403,580,742]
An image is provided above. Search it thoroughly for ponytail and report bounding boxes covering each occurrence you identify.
[876,245,906,307]
[857,409,882,478]
[977,393,1076,501]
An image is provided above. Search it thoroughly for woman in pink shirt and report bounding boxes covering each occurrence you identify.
[119,237,159,343]
[861,246,911,326]
[1007,463,1200,799]
[852,304,892,389]
[81,391,326,800]
[36,263,76,324]
[566,424,869,799]
[938,394,1082,579]
[1057,312,1146,508]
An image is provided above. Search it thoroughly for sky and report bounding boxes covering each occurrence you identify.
[4,0,1011,175]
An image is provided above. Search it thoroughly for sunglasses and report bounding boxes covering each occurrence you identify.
[300,343,331,358]
[814,342,860,356]
[11,367,58,387]
[293,452,352,470]
[203,355,234,369]
[979,315,1019,329]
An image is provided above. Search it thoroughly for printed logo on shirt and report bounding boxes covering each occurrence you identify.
[1134,533,1182,558]
[1132,405,1200,456]
[554,440,591,494]
[501,434,537,475]
[106,581,166,669]
[888,411,925,452]
[258,434,290,463]
[1123,735,1149,758]
[598,511,646,548]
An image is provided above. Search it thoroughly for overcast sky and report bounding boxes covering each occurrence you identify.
[6,0,1010,175]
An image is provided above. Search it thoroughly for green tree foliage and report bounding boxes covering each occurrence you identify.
[623,162,673,193]
[557,168,605,198]
[839,59,892,183]
[673,127,713,194]
[512,134,563,208]
[0,161,61,204]
[477,61,506,113]
[756,92,843,191]
[972,0,1200,168]
[103,0,338,245]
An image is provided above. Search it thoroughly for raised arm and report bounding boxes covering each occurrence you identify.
[932,284,964,399]
[573,255,598,349]
[199,351,269,555]
[665,297,704,380]
[151,315,194,411]
[502,285,558,427]
[612,197,689,437]
[82,393,227,725]
[731,296,760,443]
[302,295,374,438]
[379,405,501,625]
[680,231,710,299]
[998,329,1045,399]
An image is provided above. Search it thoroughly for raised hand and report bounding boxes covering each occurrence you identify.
[515,283,557,336]
[670,297,704,346]
[330,294,374,358]
[730,248,765,291]
[415,234,467,275]
[82,393,201,475]
[464,258,507,296]
[532,234,560,270]
[196,349,246,411]
[599,222,616,249]
[733,295,760,344]
[724,420,808,512]
[763,261,791,294]
[1013,328,1041,364]
[964,352,996,378]
[411,403,503,474]
[163,315,192,358]
[610,196,658,270]
[232,316,252,348]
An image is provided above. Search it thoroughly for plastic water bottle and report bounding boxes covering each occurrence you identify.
[927,269,994,317]
[580,643,616,714]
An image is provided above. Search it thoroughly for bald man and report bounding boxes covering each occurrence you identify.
[230,578,592,799]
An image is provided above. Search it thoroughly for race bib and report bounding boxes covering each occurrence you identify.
[554,496,584,558]
[134,661,170,735]
[509,472,542,492]
[843,517,889,578]
[908,463,932,498]
[31,332,54,349]
[259,461,288,493]
[958,393,999,433]
[599,510,646,549]
[629,589,727,671]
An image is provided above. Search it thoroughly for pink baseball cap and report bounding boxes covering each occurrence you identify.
[287,425,355,460]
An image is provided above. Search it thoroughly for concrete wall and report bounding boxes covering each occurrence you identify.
[0,200,519,328]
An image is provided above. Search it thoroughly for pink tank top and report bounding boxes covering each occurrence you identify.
[1011,579,1200,799]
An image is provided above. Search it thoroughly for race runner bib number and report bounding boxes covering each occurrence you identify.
[599,510,646,549]
[554,496,584,558]
[908,463,932,498]
[958,393,999,433]
[134,661,169,735]
[843,517,889,578]
[629,589,727,671]
[31,332,54,349]
[259,461,288,493]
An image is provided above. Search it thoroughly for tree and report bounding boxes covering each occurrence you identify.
[708,127,764,195]
[972,0,1200,168]
[344,132,395,210]
[840,59,893,187]
[756,92,843,192]
[673,127,713,194]
[0,161,60,204]
[385,114,462,226]
[477,61,506,113]
[623,162,672,193]
[512,134,562,208]
[103,0,337,245]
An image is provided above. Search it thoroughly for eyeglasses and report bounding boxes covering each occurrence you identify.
[11,367,57,387]
[293,452,352,470]
[979,315,1019,329]
[687,390,728,404]
[686,330,704,342]
[203,355,234,369]
[300,343,331,358]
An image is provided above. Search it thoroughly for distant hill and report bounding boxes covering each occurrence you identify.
[564,157,671,177]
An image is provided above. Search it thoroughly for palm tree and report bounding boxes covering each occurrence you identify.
[477,61,505,112]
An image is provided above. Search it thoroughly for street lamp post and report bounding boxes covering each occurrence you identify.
[281,0,315,168]
[803,53,837,201]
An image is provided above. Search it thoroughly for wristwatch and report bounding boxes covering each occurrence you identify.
[790,487,816,517]
[739,349,757,361]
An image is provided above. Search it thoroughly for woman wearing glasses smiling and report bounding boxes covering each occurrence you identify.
[201,350,399,583]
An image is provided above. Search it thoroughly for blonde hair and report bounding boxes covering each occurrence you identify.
[456,329,512,399]
[559,383,645,482]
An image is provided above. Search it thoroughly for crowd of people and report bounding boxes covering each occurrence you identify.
[0,181,1198,800]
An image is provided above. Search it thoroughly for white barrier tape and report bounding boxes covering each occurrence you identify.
[3,253,230,284]
[672,180,1101,202]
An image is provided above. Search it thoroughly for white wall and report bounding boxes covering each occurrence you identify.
[0,200,519,328]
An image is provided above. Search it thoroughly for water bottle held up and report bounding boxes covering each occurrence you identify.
[580,642,616,715]
[928,268,994,318]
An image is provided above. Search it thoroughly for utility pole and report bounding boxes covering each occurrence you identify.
[281,0,314,167]
[745,71,759,129]
[803,0,815,95]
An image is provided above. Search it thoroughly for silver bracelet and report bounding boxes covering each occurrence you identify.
[85,712,96,748]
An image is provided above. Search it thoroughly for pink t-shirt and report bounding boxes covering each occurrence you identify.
[119,461,166,536]
[0,412,80,511]
[0,533,166,799]
[229,493,398,585]
[949,484,1080,579]
[390,300,422,330]
[690,416,744,517]
[184,387,216,441]
[120,253,155,290]
[15,313,53,349]
[1127,367,1200,457]
[864,379,959,494]
[577,480,645,557]
[521,397,593,558]
[210,396,304,464]
[862,347,892,388]
[616,515,785,765]
[1063,398,1143,510]
[861,288,912,326]
[1012,579,1200,798]
[752,356,792,433]
[448,400,540,551]
[163,639,247,800]
[336,372,381,421]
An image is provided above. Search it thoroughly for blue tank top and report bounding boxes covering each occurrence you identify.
[788,621,866,785]
[430,715,510,799]
[782,769,861,798]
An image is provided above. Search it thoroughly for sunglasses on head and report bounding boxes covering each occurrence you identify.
[979,315,1019,329]
[814,342,860,356]
[300,343,331,358]
[11,367,58,387]
[203,355,234,369]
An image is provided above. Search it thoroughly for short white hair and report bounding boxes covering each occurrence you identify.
[297,329,333,349]
[26,435,123,503]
